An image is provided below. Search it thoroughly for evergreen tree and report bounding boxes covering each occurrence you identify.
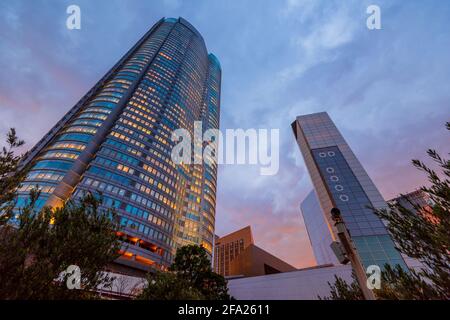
[0,192,122,299]
[319,274,364,300]
[0,128,122,299]
[138,244,231,300]
[374,122,450,300]
[0,128,27,225]
[137,271,204,300]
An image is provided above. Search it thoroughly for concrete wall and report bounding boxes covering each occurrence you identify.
[227,265,352,300]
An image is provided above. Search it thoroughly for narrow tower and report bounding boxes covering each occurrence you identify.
[292,112,406,270]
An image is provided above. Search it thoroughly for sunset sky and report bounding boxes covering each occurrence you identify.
[1,0,449,268]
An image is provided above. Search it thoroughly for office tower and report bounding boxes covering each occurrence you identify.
[292,112,406,270]
[17,17,221,272]
[214,226,254,276]
[301,190,339,266]
[214,226,296,277]
[389,190,434,217]
[388,190,434,270]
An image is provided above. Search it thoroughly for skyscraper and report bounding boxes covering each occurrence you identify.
[214,226,254,276]
[292,112,406,270]
[17,17,221,273]
[388,190,434,218]
[301,190,339,266]
[388,190,433,270]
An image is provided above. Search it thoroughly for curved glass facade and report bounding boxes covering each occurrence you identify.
[18,17,221,272]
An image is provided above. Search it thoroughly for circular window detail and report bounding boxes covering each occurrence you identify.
[330,176,339,182]
[319,152,327,158]
[328,151,336,157]
[339,194,349,202]
[326,167,335,173]
[335,185,344,191]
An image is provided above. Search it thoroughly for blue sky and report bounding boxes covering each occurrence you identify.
[1,0,449,267]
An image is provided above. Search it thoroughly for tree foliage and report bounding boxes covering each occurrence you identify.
[376,265,441,300]
[374,122,450,300]
[137,271,204,300]
[319,273,364,300]
[0,128,122,299]
[169,244,213,279]
[0,128,27,225]
[0,191,122,299]
[138,244,231,300]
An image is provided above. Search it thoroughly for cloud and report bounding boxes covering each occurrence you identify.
[280,0,319,19]
[279,0,361,81]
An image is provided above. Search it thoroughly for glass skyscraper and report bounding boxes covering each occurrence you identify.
[17,17,221,273]
[301,190,339,266]
[292,112,407,270]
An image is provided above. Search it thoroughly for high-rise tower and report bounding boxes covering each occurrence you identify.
[17,17,221,272]
[301,190,339,266]
[292,112,406,270]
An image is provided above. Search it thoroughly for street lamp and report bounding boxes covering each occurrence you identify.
[330,208,376,300]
